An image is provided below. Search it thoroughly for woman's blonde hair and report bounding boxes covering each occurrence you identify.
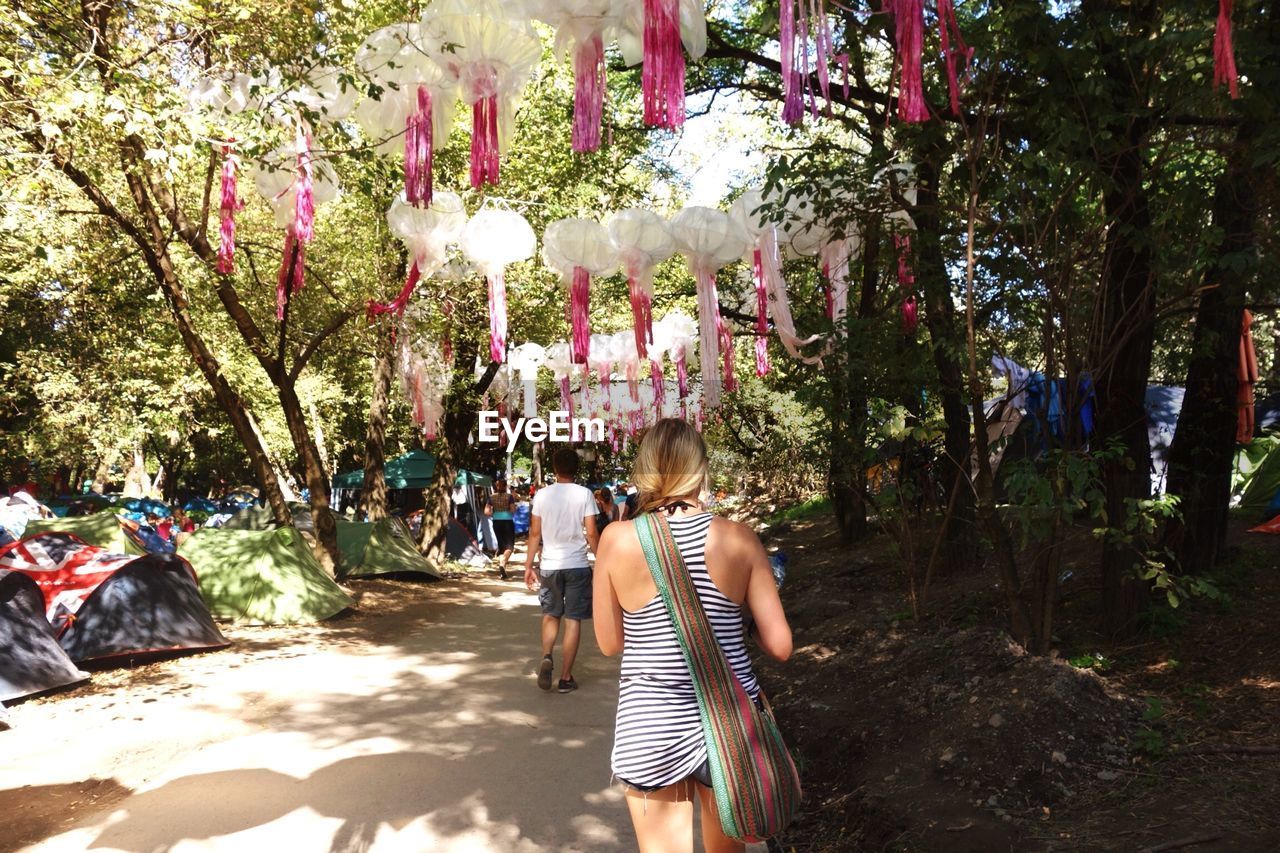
[632,418,709,515]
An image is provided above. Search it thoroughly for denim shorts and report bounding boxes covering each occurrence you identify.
[617,760,713,793]
[538,567,592,620]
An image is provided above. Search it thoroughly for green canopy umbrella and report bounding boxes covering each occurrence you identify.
[177,527,353,625]
[334,517,443,580]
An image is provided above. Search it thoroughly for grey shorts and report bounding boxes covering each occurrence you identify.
[538,567,592,620]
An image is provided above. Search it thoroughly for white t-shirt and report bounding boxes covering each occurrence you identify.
[532,482,596,572]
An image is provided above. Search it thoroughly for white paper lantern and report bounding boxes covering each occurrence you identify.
[671,206,749,410]
[543,217,618,365]
[461,209,537,364]
[608,208,675,360]
[530,0,624,152]
[508,342,547,418]
[424,0,543,188]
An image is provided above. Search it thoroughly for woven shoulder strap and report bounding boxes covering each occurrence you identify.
[635,512,800,842]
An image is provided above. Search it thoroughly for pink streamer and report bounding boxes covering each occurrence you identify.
[367,262,420,321]
[892,0,928,123]
[627,275,654,360]
[293,132,315,243]
[753,249,770,377]
[573,34,607,152]
[470,95,501,188]
[1214,0,1239,99]
[570,266,592,364]
[275,230,305,321]
[651,359,666,407]
[675,348,689,398]
[215,146,241,275]
[642,0,686,129]
[580,363,592,410]
[901,296,919,334]
[895,233,918,335]
[937,0,973,116]
[442,298,454,364]
[694,267,723,409]
[780,1,804,124]
[719,318,738,394]
[559,375,574,416]
[405,86,435,206]
[487,271,508,363]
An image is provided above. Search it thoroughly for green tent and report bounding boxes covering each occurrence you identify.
[177,527,353,625]
[1234,437,1280,501]
[332,450,492,490]
[334,517,442,580]
[24,513,146,556]
[1239,438,1280,511]
[220,502,313,532]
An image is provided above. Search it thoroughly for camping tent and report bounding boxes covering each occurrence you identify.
[58,553,229,664]
[445,518,489,567]
[332,450,493,491]
[220,502,314,533]
[177,527,353,625]
[0,533,227,664]
[24,513,148,556]
[0,569,89,702]
[334,518,442,580]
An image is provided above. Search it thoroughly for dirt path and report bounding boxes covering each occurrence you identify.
[2,576,635,852]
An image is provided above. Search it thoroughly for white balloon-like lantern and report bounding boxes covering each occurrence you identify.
[508,342,547,418]
[544,342,576,414]
[671,207,749,410]
[618,0,707,129]
[607,209,675,361]
[369,192,468,319]
[530,0,624,153]
[543,218,618,365]
[355,24,457,207]
[652,309,697,413]
[425,0,542,188]
[252,145,339,320]
[461,209,537,364]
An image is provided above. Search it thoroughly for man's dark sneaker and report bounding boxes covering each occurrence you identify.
[499,568,508,581]
[537,655,554,691]
[557,677,578,694]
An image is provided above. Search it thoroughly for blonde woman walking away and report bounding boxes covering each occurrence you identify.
[594,418,792,853]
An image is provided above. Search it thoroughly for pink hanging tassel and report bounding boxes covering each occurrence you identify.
[753,249,771,377]
[215,146,241,274]
[642,0,686,129]
[893,0,928,123]
[651,359,666,407]
[780,1,805,124]
[822,260,836,320]
[1214,0,1239,99]
[275,230,306,320]
[405,86,435,206]
[675,348,689,398]
[470,95,501,188]
[835,52,850,99]
[573,33,607,152]
[442,298,454,364]
[570,266,592,364]
[367,262,420,321]
[487,272,508,363]
[559,375,574,416]
[811,0,833,112]
[627,275,653,360]
[719,319,738,394]
[293,133,315,243]
[937,0,973,116]
[895,233,918,335]
[580,363,592,410]
[901,296,919,333]
[597,363,612,411]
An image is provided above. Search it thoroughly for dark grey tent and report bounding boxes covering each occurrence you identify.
[445,518,488,566]
[57,553,230,664]
[0,570,88,702]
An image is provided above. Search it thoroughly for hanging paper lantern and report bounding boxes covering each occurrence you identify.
[398,303,451,441]
[460,209,537,364]
[543,218,619,364]
[671,207,749,410]
[654,309,697,408]
[252,142,339,320]
[425,0,542,188]
[188,72,252,115]
[617,0,706,129]
[588,332,619,411]
[508,342,547,418]
[530,0,624,153]
[731,188,825,367]
[607,208,675,361]
[370,191,468,319]
[355,24,457,206]
[287,64,358,123]
[613,330,643,404]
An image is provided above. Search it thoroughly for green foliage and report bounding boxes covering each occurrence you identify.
[763,495,832,526]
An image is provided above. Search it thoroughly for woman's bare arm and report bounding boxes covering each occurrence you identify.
[593,522,626,656]
[735,523,792,661]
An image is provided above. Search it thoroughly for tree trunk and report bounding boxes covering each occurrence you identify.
[1164,117,1262,573]
[911,147,976,571]
[361,323,395,522]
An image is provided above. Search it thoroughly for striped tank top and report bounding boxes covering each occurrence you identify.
[610,512,761,789]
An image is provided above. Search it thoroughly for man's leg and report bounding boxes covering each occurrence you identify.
[560,618,581,681]
[541,615,560,657]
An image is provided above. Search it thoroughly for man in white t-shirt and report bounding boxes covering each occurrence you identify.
[524,448,599,693]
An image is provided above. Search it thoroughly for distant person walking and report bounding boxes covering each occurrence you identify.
[523,448,599,694]
[594,418,792,852]
[485,478,517,580]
